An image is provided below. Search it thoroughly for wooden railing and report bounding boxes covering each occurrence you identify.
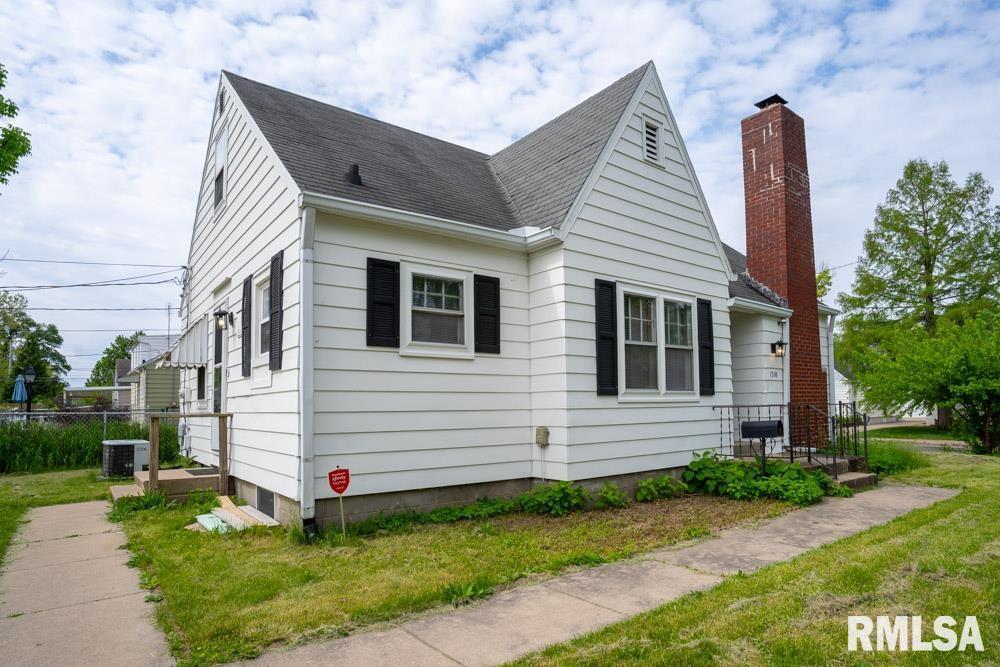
[148,413,232,495]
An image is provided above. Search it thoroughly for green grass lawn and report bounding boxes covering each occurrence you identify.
[869,424,962,441]
[0,469,117,564]
[118,493,788,665]
[513,452,1000,666]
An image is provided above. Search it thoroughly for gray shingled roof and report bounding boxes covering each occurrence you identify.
[490,64,648,229]
[722,243,789,308]
[224,63,650,232]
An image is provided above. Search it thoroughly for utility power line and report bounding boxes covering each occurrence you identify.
[2,269,182,291]
[23,307,175,312]
[0,257,185,268]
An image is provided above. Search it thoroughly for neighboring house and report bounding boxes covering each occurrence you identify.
[167,62,838,526]
[119,340,181,417]
[833,370,931,425]
[62,385,129,408]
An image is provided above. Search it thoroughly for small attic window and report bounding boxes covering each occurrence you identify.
[643,117,661,164]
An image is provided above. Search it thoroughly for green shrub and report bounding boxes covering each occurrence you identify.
[635,475,686,502]
[683,452,841,506]
[0,418,178,473]
[519,481,590,517]
[442,578,494,605]
[595,482,629,509]
[867,440,930,476]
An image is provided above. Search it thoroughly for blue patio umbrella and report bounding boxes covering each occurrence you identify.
[11,374,28,403]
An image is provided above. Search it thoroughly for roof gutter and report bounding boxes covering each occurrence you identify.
[299,191,559,252]
[728,297,793,318]
[818,302,840,315]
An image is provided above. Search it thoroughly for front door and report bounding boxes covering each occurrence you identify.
[211,311,226,452]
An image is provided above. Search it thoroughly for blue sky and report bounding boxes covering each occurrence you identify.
[1,0,998,382]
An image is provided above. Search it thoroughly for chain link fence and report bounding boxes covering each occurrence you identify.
[0,409,181,473]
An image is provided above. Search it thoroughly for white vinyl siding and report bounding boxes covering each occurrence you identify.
[555,73,733,479]
[179,78,301,499]
[311,213,532,498]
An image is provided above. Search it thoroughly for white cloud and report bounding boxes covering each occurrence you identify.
[0,0,998,378]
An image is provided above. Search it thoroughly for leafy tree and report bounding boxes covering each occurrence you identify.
[87,332,143,386]
[815,263,832,299]
[0,289,30,385]
[3,319,69,402]
[0,63,31,189]
[857,310,1000,453]
[841,159,999,331]
[838,159,1000,377]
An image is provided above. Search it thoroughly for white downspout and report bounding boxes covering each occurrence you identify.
[827,313,836,406]
[781,316,791,441]
[298,206,316,521]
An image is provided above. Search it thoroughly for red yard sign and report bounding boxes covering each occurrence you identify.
[328,468,350,495]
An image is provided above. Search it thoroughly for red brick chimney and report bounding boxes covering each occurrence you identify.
[741,94,827,407]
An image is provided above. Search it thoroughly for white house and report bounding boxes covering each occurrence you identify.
[167,62,838,526]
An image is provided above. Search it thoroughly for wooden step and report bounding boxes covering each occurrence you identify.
[835,471,878,490]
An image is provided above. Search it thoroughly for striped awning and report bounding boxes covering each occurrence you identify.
[158,314,209,368]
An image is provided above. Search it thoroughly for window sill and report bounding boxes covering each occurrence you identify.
[617,392,700,404]
[400,346,474,360]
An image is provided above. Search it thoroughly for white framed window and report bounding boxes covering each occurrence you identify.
[258,282,271,358]
[617,283,698,400]
[213,126,227,210]
[663,300,694,391]
[642,116,662,165]
[624,294,657,390]
[400,262,474,358]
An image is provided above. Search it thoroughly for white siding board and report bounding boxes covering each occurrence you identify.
[180,78,302,499]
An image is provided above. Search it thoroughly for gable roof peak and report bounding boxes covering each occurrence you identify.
[223,62,652,232]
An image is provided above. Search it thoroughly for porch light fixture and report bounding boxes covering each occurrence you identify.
[771,319,787,357]
[213,309,233,330]
[24,365,36,384]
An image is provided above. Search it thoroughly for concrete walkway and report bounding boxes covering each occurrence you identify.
[246,483,958,667]
[0,500,171,667]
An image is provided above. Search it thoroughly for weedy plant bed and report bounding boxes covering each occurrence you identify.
[0,419,178,473]
[682,453,852,505]
[116,490,789,665]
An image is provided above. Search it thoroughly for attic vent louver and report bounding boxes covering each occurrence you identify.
[346,163,364,186]
[643,119,661,163]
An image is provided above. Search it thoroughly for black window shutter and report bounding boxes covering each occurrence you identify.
[241,276,252,377]
[594,279,618,395]
[268,250,284,371]
[474,275,501,354]
[697,298,715,396]
[366,258,400,347]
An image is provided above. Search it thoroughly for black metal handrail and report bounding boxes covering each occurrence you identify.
[716,402,870,480]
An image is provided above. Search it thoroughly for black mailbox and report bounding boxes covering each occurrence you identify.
[741,419,784,440]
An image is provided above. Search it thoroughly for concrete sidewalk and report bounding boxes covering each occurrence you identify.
[0,500,171,667]
[246,483,958,667]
